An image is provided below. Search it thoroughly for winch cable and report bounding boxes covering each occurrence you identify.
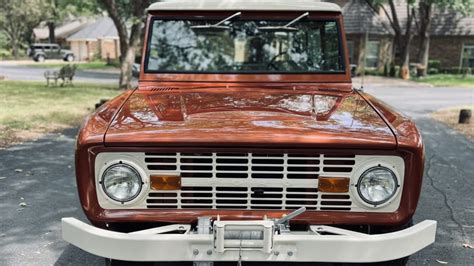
[237,231,243,266]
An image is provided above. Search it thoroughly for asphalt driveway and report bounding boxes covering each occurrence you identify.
[0,79,473,265]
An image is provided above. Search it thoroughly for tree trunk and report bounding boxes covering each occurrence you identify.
[99,0,148,89]
[118,23,143,89]
[119,45,136,89]
[417,1,433,77]
[399,41,411,80]
[11,36,19,60]
[47,21,56,43]
[418,37,430,76]
[399,4,415,80]
[111,17,129,64]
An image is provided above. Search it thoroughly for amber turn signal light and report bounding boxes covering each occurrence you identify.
[150,175,181,190]
[318,177,350,193]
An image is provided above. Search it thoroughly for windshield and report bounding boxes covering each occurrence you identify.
[145,17,344,74]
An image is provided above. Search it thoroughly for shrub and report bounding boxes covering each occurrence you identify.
[428,60,441,70]
[383,63,389,76]
[106,58,120,67]
[364,68,384,76]
[439,68,472,75]
[389,64,398,77]
[0,49,11,59]
[428,68,439,75]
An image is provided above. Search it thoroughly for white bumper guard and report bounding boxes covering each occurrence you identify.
[62,208,436,263]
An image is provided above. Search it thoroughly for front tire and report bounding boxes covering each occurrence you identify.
[376,257,409,266]
[36,55,45,62]
[65,54,74,62]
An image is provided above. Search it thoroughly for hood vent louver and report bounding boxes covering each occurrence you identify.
[149,87,180,92]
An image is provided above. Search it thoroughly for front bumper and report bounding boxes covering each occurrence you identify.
[62,218,436,263]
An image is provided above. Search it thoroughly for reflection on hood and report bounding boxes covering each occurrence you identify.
[110,88,391,137]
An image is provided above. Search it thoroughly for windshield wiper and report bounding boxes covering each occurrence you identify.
[258,12,309,32]
[191,12,241,30]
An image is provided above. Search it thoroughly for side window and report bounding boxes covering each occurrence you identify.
[461,44,474,68]
[347,41,354,64]
[365,41,380,68]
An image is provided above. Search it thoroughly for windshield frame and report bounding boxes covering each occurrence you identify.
[141,11,350,83]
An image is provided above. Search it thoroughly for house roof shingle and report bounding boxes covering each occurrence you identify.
[67,17,118,41]
[342,0,393,35]
[338,0,474,37]
[389,0,474,36]
[430,9,474,36]
[34,19,89,40]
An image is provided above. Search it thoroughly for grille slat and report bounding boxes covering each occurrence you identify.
[145,152,355,211]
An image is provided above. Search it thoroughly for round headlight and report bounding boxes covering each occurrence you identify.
[357,166,398,205]
[101,163,143,202]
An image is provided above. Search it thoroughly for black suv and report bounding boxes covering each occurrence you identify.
[28,43,75,62]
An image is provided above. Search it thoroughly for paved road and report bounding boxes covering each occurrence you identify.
[0,80,473,265]
[0,63,120,84]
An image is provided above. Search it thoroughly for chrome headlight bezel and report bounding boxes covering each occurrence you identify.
[98,160,148,205]
[356,166,399,207]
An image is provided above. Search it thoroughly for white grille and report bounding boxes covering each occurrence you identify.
[144,152,355,211]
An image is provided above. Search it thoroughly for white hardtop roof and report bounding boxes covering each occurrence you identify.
[148,0,341,12]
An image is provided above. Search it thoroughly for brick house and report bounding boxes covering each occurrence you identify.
[341,0,394,73]
[66,17,120,61]
[33,19,90,48]
[328,0,474,73]
[411,7,474,70]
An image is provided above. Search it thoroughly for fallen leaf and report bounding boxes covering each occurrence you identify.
[0,177,7,180]
[463,243,473,249]
[15,169,23,173]
[19,202,27,207]
[436,259,448,264]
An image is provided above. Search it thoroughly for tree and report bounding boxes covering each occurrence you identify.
[366,0,417,80]
[416,0,472,76]
[43,0,98,43]
[0,0,45,59]
[98,0,151,89]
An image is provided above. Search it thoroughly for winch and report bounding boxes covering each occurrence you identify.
[194,207,306,266]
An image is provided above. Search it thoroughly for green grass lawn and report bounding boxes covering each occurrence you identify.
[0,80,121,148]
[413,74,474,88]
[25,60,119,70]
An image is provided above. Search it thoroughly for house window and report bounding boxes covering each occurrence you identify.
[461,44,474,68]
[365,41,380,68]
[347,41,354,64]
